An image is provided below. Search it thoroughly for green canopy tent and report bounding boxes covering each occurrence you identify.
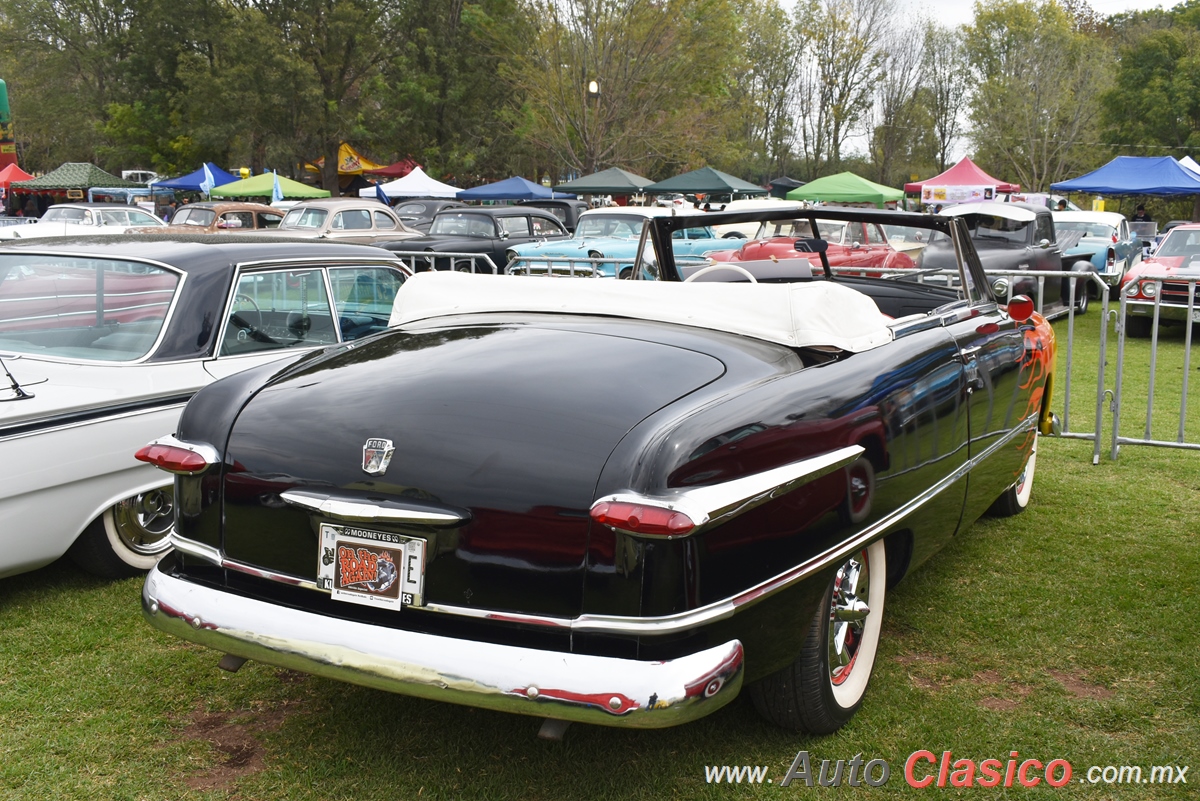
[644,166,767,197]
[210,172,330,199]
[11,162,142,191]
[786,172,903,208]
[552,167,653,195]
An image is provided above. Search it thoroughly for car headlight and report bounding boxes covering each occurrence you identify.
[587,251,603,260]
[1124,281,1140,297]
[1142,281,1157,298]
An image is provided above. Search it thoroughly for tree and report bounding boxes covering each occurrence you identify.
[965,0,1112,191]
[867,22,923,186]
[498,0,741,178]
[922,23,969,172]
[793,0,893,179]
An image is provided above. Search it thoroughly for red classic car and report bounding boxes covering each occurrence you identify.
[1120,222,1200,337]
[704,217,916,273]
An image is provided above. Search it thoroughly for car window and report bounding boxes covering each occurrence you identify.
[374,211,397,230]
[813,221,846,242]
[395,203,426,215]
[1120,221,1129,241]
[258,212,283,229]
[429,213,496,237]
[219,212,254,229]
[964,214,1031,245]
[127,210,161,226]
[221,269,337,355]
[499,216,532,237]
[531,216,562,236]
[1035,215,1055,244]
[180,208,216,227]
[333,210,372,231]
[685,227,713,240]
[0,255,180,362]
[577,214,644,239]
[1153,229,1200,258]
[43,208,87,223]
[846,223,867,245]
[100,210,128,226]
[330,266,406,340]
[283,207,328,229]
[866,224,887,245]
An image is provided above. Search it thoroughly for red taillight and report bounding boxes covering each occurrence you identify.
[135,442,212,475]
[1107,249,1116,268]
[1007,294,1035,322]
[590,501,695,537]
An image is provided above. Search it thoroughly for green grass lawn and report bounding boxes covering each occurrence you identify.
[1,311,1196,799]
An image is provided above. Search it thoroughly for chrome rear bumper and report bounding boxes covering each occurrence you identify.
[143,564,744,728]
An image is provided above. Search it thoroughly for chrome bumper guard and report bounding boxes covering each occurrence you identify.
[143,565,744,728]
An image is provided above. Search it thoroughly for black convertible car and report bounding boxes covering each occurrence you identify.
[140,207,1058,735]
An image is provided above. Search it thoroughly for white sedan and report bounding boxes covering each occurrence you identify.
[0,238,411,579]
[0,203,167,240]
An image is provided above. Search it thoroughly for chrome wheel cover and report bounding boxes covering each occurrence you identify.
[828,550,872,686]
[109,487,175,555]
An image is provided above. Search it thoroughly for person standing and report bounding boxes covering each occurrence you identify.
[1131,204,1153,222]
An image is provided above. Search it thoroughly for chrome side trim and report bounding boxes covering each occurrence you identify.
[424,411,1040,636]
[170,534,324,590]
[143,565,744,729]
[591,445,864,536]
[0,398,190,443]
[194,414,1037,638]
[279,489,467,526]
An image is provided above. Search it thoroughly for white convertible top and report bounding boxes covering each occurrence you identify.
[389,272,893,352]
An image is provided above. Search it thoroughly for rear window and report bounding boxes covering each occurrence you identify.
[283,207,329,229]
[0,255,180,361]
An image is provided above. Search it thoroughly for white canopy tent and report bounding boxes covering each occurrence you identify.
[1179,156,1200,176]
[358,166,459,199]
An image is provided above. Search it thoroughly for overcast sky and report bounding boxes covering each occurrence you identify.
[901,0,1173,27]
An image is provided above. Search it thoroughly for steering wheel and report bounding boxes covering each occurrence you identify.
[684,263,759,283]
[230,293,263,331]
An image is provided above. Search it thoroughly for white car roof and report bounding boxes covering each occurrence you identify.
[1051,210,1125,226]
[941,202,1038,222]
[390,271,892,353]
[578,206,681,219]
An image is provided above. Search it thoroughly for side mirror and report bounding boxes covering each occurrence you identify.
[1007,295,1035,322]
[1038,238,1051,249]
[499,230,510,240]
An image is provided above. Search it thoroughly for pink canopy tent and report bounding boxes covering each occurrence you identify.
[0,163,34,189]
[904,157,1019,194]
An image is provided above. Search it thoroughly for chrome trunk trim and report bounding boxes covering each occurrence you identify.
[280,489,468,526]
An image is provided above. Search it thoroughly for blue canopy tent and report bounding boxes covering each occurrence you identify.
[1051,156,1200,196]
[456,176,575,201]
[152,163,239,193]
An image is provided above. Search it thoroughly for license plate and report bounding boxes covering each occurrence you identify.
[318,524,425,609]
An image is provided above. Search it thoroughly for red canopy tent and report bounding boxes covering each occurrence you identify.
[364,158,421,179]
[0,163,33,189]
[904,157,1019,195]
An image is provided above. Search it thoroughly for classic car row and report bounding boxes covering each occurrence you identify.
[128,206,1058,735]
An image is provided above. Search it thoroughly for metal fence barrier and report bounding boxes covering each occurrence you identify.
[383,251,501,275]
[1112,273,1200,458]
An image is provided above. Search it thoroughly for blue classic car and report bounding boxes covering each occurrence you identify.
[1052,210,1141,306]
[505,206,722,278]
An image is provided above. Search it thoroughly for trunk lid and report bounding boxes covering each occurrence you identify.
[219,321,726,617]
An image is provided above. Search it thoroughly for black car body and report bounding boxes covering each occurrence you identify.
[390,199,466,233]
[141,208,1058,734]
[377,206,570,273]
[518,199,591,232]
[921,202,1070,315]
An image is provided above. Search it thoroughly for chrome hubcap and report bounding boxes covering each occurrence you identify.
[828,551,871,685]
[110,487,175,555]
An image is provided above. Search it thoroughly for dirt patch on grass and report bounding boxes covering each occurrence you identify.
[978,697,1020,712]
[179,702,292,792]
[1049,670,1115,700]
[894,652,949,666]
